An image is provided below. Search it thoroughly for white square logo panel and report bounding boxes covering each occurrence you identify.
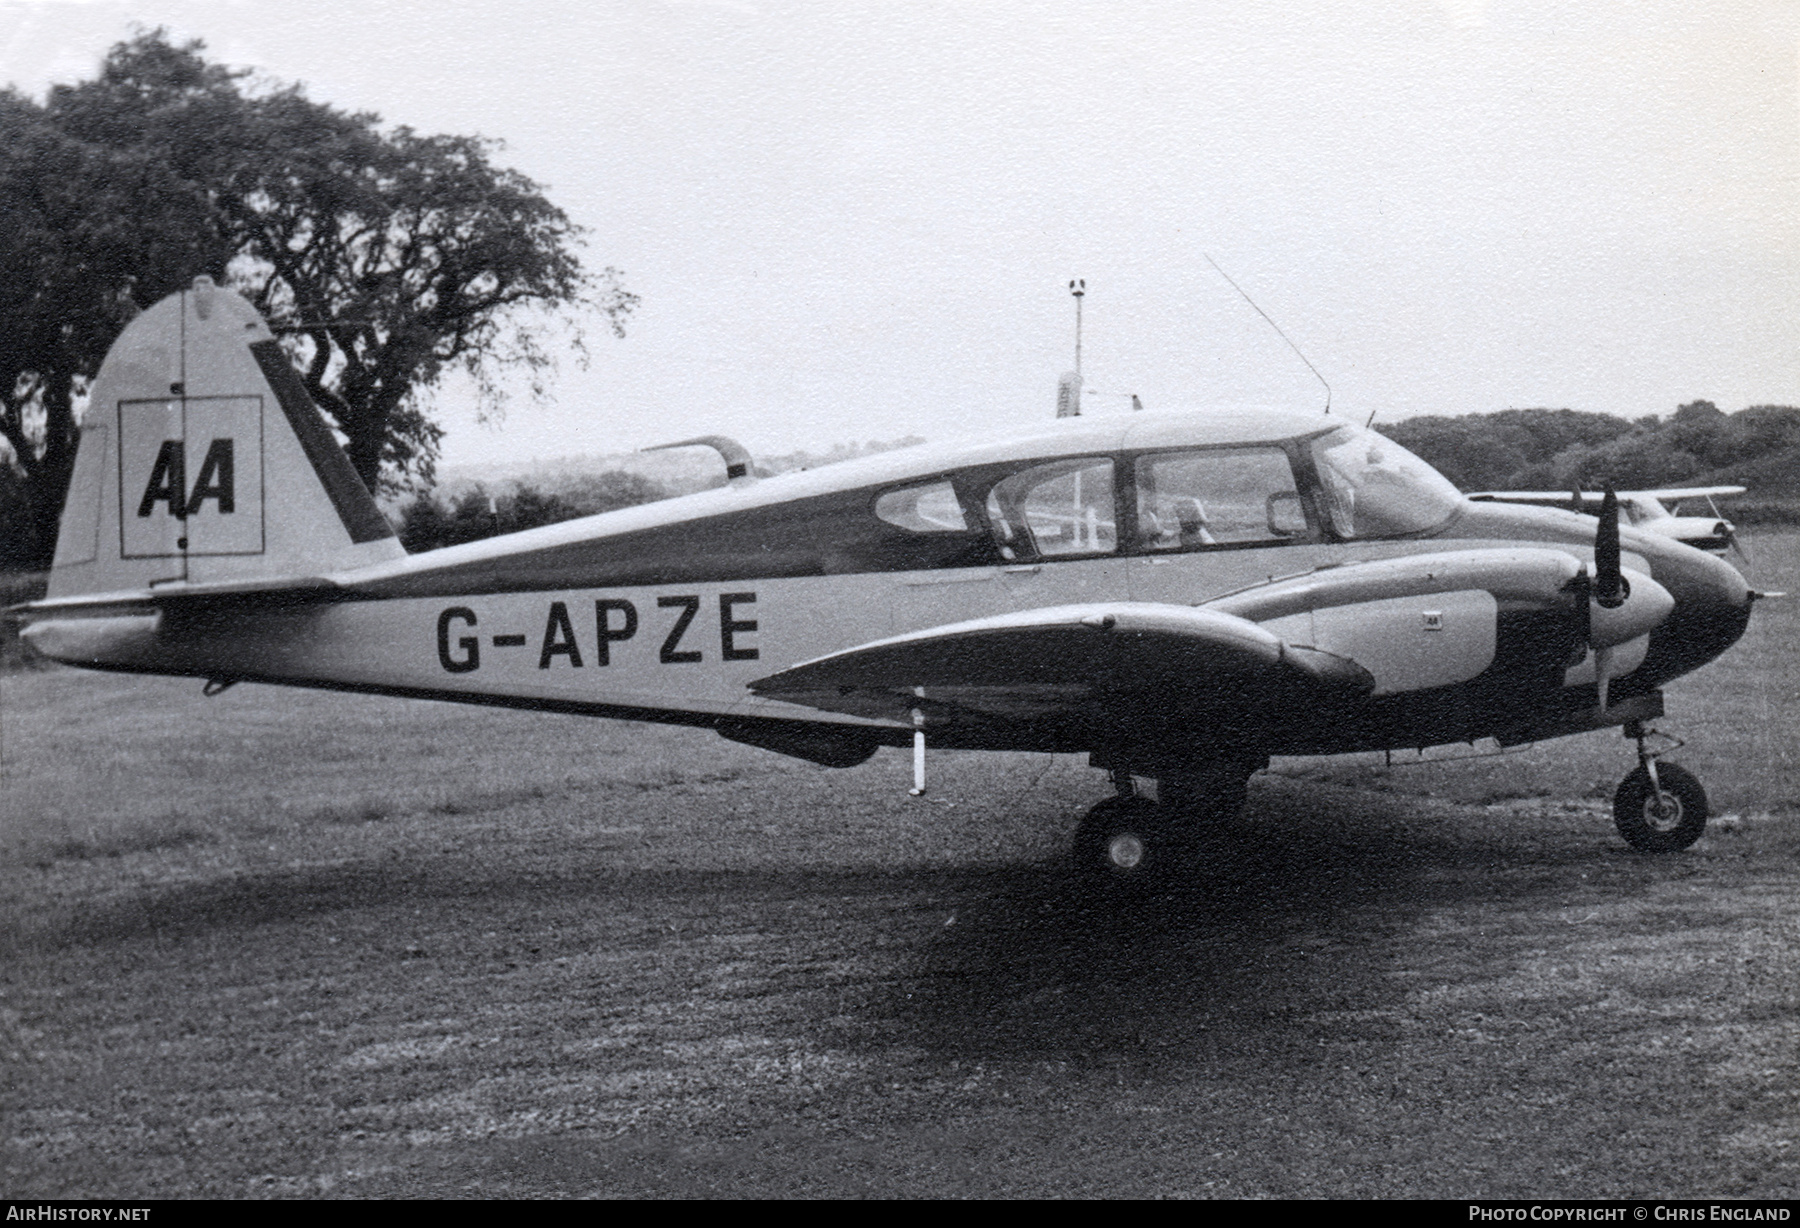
[118,396,265,558]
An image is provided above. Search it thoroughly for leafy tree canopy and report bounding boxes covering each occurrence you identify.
[0,77,229,565]
[1,30,633,566]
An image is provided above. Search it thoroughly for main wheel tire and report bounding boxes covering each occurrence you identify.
[1073,796,1170,886]
[1613,761,1708,853]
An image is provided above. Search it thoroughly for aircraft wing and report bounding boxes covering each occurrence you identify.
[1468,487,1746,504]
[1467,490,1596,505]
[748,602,1373,731]
[1634,486,1747,499]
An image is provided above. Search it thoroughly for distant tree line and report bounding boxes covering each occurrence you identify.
[397,471,670,552]
[1378,403,1800,510]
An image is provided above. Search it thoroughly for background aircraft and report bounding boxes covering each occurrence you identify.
[14,280,1765,884]
[1468,487,1747,557]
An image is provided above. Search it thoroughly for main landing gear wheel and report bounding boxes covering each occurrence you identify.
[1613,761,1708,853]
[1073,796,1169,887]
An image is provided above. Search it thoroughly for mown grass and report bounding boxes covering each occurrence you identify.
[1,537,1795,1198]
[4,758,1796,1197]
[0,671,793,871]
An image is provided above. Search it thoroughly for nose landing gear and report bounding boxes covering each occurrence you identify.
[1614,721,1708,852]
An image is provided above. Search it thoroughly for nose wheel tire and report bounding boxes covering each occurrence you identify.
[1073,796,1170,886]
[1613,761,1708,853]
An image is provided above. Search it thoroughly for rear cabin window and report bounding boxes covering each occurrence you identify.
[985,457,1117,559]
[875,481,969,533]
[1133,447,1311,549]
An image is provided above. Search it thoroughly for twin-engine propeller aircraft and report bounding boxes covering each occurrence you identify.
[14,279,1765,882]
[1468,487,1748,557]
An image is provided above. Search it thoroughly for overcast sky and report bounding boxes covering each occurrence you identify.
[4,0,1797,468]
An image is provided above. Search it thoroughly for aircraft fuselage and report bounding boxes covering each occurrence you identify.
[30,441,1750,765]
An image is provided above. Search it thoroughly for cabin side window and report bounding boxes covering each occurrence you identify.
[1132,447,1311,550]
[985,457,1117,560]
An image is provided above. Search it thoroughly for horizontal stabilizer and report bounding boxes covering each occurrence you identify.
[14,573,350,669]
[18,573,344,616]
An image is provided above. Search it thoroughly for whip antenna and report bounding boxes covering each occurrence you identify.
[1204,254,1331,415]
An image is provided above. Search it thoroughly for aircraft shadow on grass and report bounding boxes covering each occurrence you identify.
[36,779,1615,1067]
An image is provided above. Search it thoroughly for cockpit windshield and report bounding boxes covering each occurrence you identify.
[1308,424,1464,539]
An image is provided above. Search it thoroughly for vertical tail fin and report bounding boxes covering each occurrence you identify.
[47,277,405,598]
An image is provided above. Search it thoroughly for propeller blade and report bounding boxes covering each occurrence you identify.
[1594,486,1627,609]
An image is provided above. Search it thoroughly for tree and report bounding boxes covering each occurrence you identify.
[2,32,633,568]
[0,84,228,566]
[1376,408,1641,493]
[1668,399,1727,458]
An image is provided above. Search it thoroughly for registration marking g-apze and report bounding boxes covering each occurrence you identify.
[436,592,759,674]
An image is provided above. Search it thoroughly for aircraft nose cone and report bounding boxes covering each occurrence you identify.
[1633,535,1754,685]
[1588,567,1674,649]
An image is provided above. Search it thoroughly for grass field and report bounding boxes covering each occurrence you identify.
[2,535,1797,1197]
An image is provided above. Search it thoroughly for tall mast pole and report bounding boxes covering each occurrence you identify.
[1069,278,1085,377]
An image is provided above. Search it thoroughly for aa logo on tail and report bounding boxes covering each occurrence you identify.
[119,396,264,557]
[136,439,236,518]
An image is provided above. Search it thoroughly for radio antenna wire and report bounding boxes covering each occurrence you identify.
[1204,253,1332,415]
